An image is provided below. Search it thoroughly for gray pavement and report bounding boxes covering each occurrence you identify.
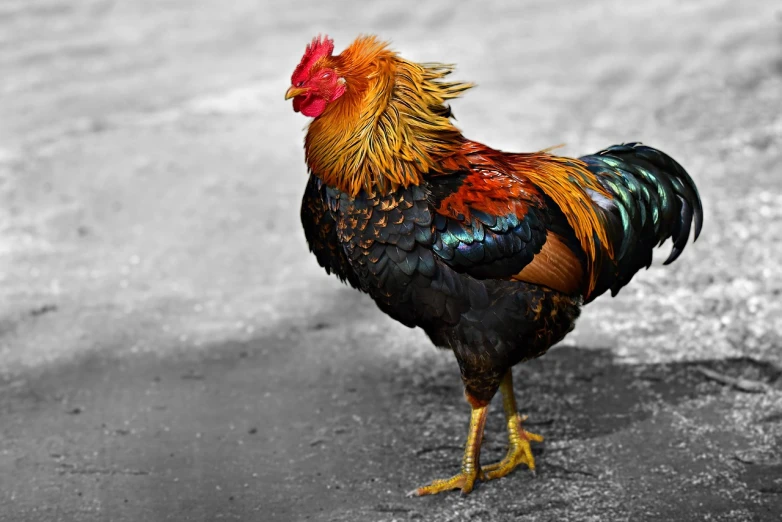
[1,1,781,521]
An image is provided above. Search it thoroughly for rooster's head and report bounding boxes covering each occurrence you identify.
[285,35,346,118]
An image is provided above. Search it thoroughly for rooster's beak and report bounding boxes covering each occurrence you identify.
[285,86,308,100]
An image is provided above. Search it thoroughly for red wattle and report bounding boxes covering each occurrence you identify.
[300,96,327,118]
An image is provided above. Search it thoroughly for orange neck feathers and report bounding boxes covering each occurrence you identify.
[304,36,473,196]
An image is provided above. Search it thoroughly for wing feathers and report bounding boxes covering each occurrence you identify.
[512,233,584,294]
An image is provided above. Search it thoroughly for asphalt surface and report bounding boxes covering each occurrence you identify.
[2,1,782,521]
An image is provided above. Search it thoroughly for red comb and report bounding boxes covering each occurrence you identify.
[291,35,335,85]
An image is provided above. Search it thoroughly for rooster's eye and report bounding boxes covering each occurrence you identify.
[296,81,304,87]
[321,72,331,79]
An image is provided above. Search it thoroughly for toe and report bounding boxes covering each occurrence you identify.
[411,473,472,496]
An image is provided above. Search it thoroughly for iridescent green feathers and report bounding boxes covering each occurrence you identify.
[579,142,703,301]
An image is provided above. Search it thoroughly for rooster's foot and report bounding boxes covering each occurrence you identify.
[481,413,543,480]
[408,399,488,497]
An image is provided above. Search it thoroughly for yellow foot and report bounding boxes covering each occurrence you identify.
[480,414,543,481]
[407,471,479,497]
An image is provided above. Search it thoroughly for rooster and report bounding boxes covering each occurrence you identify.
[286,35,703,496]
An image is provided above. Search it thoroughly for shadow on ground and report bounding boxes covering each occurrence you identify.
[2,320,780,521]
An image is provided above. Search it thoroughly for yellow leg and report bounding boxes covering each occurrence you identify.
[408,394,489,496]
[480,370,543,480]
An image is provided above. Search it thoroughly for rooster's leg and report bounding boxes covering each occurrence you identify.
[480,370,543,480]
[408,393,489,496]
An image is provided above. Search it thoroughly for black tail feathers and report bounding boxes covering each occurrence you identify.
[580,142,703,301]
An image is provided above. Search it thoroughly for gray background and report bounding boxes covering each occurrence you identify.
[1,1,781,521]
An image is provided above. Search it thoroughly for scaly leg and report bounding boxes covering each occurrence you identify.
[408,393,489,496]
[480,370,543,480]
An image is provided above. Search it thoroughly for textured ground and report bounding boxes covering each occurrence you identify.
[1,1,782,521]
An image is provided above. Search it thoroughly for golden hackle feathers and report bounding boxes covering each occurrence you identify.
[304,35,474,196]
